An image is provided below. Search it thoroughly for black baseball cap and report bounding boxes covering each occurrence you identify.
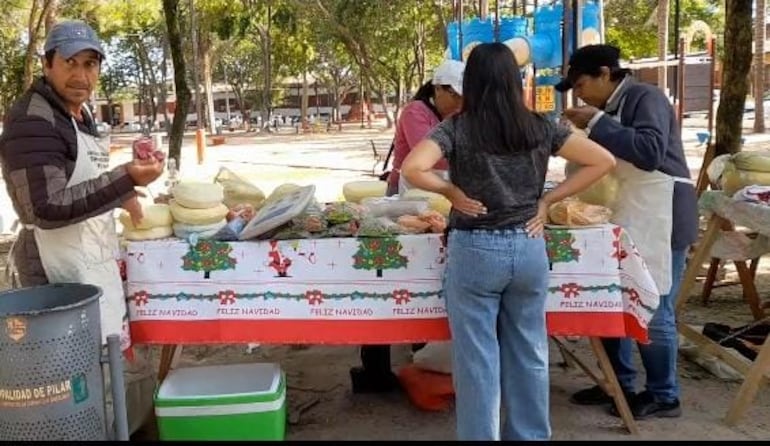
[554,44,625,92]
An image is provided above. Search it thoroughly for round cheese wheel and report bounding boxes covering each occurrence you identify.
[119,204,173,230]
[169,200,229,225]
[123,226,174,241]
[401,189,452,217]
[171,182,224,209]
[173,219,227,239]
[343,181,387,203]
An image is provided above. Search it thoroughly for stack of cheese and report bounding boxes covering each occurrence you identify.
[120,204,174,241]
[169,182,229,239]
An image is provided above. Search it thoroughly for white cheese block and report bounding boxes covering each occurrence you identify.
[171,182,224,209]
[342,181,387,203]
[123,226,174,241]
[119,204,173,230]
[169,200,229,225]
[172,219,227,239]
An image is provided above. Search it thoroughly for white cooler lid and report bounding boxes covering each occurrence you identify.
[158,362,282,399]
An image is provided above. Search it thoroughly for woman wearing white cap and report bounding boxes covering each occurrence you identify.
[385,59,465,196]
[352,59,465,394]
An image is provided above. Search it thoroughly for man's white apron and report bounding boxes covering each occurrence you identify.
[27,118,129,348]
[605,105,692,296]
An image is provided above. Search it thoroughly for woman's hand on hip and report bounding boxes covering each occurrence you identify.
[525,199,549,238]
[445,186,487,217]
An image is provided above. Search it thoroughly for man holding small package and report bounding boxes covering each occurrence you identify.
[558,44,697,420]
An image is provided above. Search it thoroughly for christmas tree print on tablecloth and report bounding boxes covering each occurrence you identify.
[545,229,580,269]
[181,240,237,279]
[352,237,408,278]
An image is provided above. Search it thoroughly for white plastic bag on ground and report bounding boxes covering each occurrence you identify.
[412,342,453,375]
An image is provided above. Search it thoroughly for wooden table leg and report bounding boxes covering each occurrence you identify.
[158,344,178,382]
[725,335,770,426]
[589,338,640,435]
[549,337,639,435]
[734,260,765,321]
[676,215,722,317]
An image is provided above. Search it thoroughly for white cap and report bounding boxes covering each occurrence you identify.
[432,59,465,96]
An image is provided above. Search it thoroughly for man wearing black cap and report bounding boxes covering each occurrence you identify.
[558,44,697,420]
[0,20,163,435]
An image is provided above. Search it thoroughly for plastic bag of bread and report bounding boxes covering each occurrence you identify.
[565,161,619,207]
[214,167,266,210]
[548,198,612,226]
[291,203,328,233]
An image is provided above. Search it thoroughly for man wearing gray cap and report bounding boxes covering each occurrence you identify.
[0,20,163,435]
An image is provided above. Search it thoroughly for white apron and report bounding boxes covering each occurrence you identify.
[605,108,693,296]
[27,118,129,348]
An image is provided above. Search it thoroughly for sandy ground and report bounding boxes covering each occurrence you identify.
[1,121,770,440]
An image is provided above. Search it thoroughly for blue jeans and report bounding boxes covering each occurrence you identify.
[602,248,688,403]
[444,229,551,441]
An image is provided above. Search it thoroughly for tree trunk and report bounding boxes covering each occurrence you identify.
[656,0,669,94]
[23,0,56,90]
[715,0,753,156]
[375,84,393,128]
[754,0,766,133]
[162,0,191,168]
[301,70,309,129]
[44,0,58,34]
[202,40,217,133]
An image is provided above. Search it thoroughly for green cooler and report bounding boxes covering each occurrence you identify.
[154,362,286,440]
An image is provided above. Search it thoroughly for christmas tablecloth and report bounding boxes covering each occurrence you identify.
[123,224,659,345]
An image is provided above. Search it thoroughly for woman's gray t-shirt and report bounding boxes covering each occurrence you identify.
[428,115,571,230]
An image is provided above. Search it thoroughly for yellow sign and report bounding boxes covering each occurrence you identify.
[535,86,556,112]
[5,317,27,342]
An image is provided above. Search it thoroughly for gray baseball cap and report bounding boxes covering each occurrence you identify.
[43,20,105,60]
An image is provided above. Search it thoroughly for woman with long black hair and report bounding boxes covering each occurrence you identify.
[402,42,616,440]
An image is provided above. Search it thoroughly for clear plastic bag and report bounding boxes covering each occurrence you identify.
[214,167,266,209]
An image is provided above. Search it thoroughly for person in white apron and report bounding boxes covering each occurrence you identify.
[0,20,164,436]
[29,117,130,347]
[557,44,698,419]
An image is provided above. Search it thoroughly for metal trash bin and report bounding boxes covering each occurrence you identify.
[0,283,106,440]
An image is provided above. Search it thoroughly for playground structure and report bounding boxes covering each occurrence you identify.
[445,0,604,119]
[444,0,718,133]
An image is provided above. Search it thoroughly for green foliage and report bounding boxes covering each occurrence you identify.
[605,0,722,59]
